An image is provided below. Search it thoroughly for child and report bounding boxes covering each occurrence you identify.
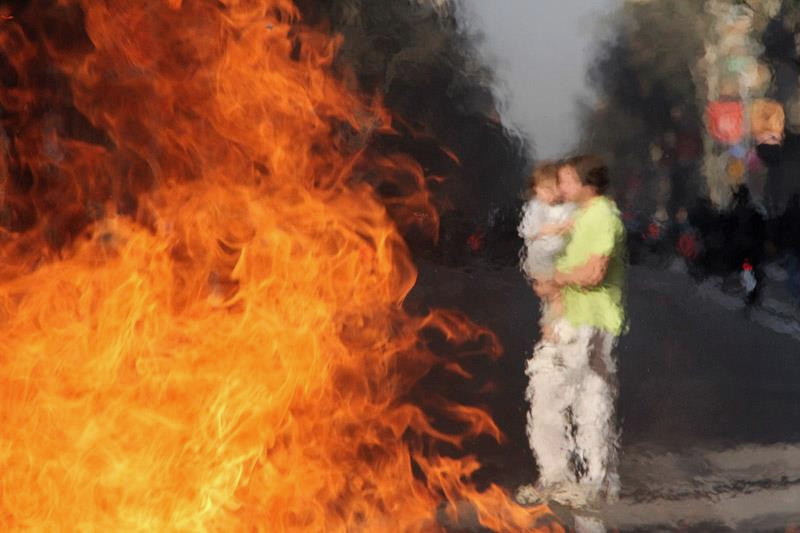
[517,162,575,338]
[515,162,576,508]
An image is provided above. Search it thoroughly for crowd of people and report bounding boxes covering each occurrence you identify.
[623,185,800,307]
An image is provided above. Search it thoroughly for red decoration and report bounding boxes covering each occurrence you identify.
[467,231,485,252]
[707,101,744,144]
[678,233,698,260]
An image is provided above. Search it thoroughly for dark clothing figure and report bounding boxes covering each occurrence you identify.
[688,197,726,275]
[724,186,766,304]
[779,194,800,254]
[725,186,766,269]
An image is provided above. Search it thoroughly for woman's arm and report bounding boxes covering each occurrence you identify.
[538,219,574,237]
[553,254,610,288]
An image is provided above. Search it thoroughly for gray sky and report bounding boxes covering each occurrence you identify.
[460,0,621,159]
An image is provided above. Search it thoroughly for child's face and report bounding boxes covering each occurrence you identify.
[535,183,560,205]
[557,166,583,203]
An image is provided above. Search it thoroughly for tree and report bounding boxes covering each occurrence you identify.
[297,0,531,264]
[578,0,707,216]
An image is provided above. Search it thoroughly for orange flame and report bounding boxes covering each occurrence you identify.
[0,1,560,530]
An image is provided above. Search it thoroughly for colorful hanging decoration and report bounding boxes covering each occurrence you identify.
[750,98,784,145]
[746,148,765,174]
[725,55,757,77]
[707,100,744,144]
[728,143,748,159]
[726,156,746,184]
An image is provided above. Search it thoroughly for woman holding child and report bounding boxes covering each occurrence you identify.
[517,156,627,523]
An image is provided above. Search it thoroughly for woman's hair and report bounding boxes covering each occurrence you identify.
[559,154,609,195]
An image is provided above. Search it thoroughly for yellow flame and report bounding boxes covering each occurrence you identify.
[0,1,560,530]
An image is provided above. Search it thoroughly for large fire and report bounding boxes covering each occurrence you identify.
[0,1,560,530]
